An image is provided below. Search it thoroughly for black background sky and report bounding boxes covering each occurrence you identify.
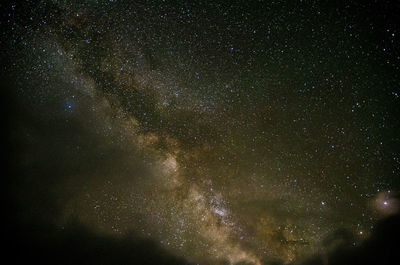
[2,1,400,264]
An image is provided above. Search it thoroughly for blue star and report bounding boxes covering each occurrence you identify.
[64,98,76,112]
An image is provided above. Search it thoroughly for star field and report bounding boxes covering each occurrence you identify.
[2,1,400,265]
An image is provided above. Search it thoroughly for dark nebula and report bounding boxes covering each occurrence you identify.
[2,1,400,264]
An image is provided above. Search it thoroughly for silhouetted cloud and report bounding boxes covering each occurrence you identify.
[298,213,400,265]
[6,218,192,265]
[3,77,192,265]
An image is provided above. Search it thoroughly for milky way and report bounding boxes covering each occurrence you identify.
[3,1,400,265]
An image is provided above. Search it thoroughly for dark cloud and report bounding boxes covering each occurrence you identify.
[298,214,400,265]
[6,217,192,265]
[3,76,191,265]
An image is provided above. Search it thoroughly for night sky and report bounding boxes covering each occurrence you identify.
[2,1,400,265]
